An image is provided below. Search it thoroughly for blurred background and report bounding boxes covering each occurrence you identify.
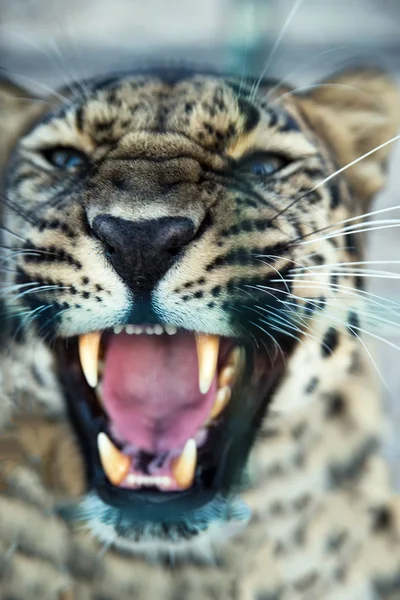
[1,0,400,482]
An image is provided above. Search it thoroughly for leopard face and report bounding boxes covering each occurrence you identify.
[1,67,398,554]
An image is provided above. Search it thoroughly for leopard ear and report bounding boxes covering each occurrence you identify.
[297,68,400,206]
[0,79,44,170]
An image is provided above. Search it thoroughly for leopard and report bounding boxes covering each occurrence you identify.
[0,65,400,600]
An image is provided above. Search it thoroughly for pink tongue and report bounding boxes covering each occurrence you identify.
[102,331,216,453]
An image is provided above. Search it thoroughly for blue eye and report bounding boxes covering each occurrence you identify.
[249,156,284,177]
[43,147,88,170]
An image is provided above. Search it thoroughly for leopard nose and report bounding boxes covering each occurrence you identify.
[91,215,196,291]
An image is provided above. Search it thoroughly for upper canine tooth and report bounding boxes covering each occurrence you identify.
[97,433,131,486]
[171,438,197,490]
[79,332,101,388]
[195,333,220,394]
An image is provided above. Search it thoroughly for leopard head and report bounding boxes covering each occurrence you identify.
[1,67,398,556]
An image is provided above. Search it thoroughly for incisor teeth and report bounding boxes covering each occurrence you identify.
[126,473,172,488]
[78,332,101,388]
[165,325,177,335]
[210,386,232,420]
[195,333,220,394]
[171,438,197,489]
[97,433,131,486]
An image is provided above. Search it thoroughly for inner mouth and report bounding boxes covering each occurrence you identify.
[55,324,287,519]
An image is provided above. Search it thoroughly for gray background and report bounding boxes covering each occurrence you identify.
[1,0,400,481]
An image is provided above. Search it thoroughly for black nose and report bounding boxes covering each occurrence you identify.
[92,215,196,291]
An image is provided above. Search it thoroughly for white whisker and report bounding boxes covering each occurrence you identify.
[250,0,304,100]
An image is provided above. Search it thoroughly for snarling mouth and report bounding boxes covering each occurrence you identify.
[55,325,287,522]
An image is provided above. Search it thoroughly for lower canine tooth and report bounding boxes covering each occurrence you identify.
[79,332,101,388]
[97,433,131,486]
[210,386,231,420]
[219,366,236,388]
[171,438,197,489]
[227,347,244,369]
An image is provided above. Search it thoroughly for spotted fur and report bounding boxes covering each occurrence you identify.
[0,68,400,599]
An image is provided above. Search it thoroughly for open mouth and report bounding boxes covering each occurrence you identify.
[55,325,288,522]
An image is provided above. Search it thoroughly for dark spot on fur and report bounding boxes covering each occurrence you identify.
[237,97,260,132]
[348,349,362,374]
[295,573,317,592]
[321,327,339,356]
[292,423,307,440]
[193,290,203,299]
[313,254,324,265]
[326,531,348,554]
[373,506,393,532]
[304,300,316,317]
[329,181,341,209]
[330,273,338,289]
[75,106,84,131]
[347,310,359,336]
[355,274,363,290]
[326,392,346,417]
[82,276,90,285]
[279,113,301,133]
[304,376,319,394]
[31,363,45,386]
[94,118,117,132]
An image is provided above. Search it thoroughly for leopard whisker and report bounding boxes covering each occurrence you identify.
[264,46,349,102]
[11,285,70,301]
[269,281,400,328]
[10,304,55,344]
[0,225,28,243]
[269,134,400,226]
[248,319,285,363]
[0,281,41,294]
[249,0,305,100]
[0,65,71,104]
[274,81,371,103]
[291,260,400,271]
[297,220,400,247]
[286,270,400,280]
[248,282,400,325]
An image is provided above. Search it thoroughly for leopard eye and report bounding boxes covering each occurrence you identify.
[42,146,88,170]
[248,155,286,177]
